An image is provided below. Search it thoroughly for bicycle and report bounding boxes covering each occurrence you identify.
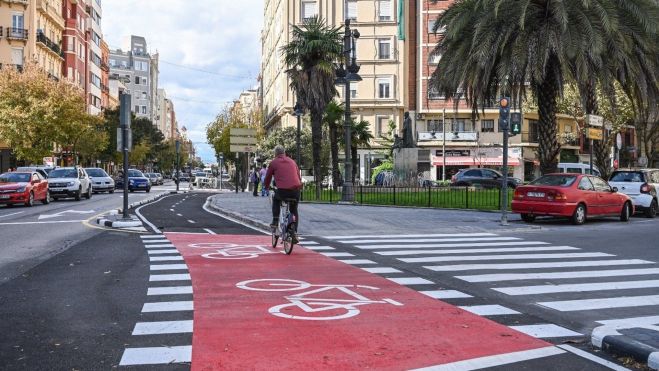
[270,194,297,255]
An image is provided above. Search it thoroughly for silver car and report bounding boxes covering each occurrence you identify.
[85,168,115,193]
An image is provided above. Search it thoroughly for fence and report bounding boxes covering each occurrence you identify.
[300,184,511,211]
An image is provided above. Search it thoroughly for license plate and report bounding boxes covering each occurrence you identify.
[527,192,545,197]
[50,188,63,192]
[0,195,9,199]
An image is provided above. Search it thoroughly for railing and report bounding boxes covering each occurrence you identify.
[301,184,510,211]
[36,32,62,56]
[6,27,28,40]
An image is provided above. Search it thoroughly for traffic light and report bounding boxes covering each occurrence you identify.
[499,97,510,131]
[510,112,522,136]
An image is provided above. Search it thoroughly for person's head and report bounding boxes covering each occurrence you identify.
[262,163,267,169]
[274,145,286,157]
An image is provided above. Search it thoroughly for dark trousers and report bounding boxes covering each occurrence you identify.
[272,188,300,231]
[252,179,259,196]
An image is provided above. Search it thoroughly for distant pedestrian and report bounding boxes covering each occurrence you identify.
[260,163,269,197]
[250,167,260,196]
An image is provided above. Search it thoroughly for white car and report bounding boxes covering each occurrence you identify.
[608,169,659,218]
[85,168,115,193]
[47,167,93,201]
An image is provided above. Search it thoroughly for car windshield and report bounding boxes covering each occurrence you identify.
[49,169,77,178]
[609,171,644,182]
[85,168,108,177]
[0,173,30,183]
[195,172,206,177]
[128,170,144,177]
[531,175,577,187]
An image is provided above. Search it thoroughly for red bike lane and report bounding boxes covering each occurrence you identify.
[165,232,555,370]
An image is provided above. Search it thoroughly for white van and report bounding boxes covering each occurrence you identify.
[557,163,601,176]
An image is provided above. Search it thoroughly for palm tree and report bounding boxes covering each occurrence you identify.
[430,0,658,175]
[322,101,344,190]
[282,17,343,199]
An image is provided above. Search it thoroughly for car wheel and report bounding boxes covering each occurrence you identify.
[645,199,657,218]
[129,189,134,193]
[85,187,92,199]
[109,190,114,194]
[521,214,536,223]
[571,204,587,225]
[146,187,151,193]
[74,188,82,201]
[42,191,50,205]
[620,201,632,222]
[25,192,34,207]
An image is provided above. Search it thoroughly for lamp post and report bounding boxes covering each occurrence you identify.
[218,152,224,191]
[120,93,131,220]
[335,19,361,202]
[175,139,180,192]
[293,102,304,169]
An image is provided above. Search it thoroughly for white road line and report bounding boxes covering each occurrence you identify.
[495,279,659,296]
[0,211,24,219]
[135,196,169,234]
[342,237,521,244]
[459,305,520,316]
[411,346,565,371]
[400,252,612,264]
[142,301,193,313]
[0,220,86,225]
[187,220,196,224]
[510,324,582,338]
[298,241,319,245]
[538,295,659,312]
[143,244,175,249]
[556,344,630,371]
[132,320,193,335]
[320,252,355,257]
[362,267,402,274]
[338,259,377,265]
[119,346,192,366]
[597,315,659,326]
[304,246,335,251]
[141,235,164,239]
[387,277,434,285]
[176,213,182,217]
[149,274,191,282]
[142,239,169,244]
[458,268,659,283]
[358,241,550,250]
[149,264,188,271]
[377,246,579,256]
[426,259,653,272]
[147,286,193,296]
[420,290,473,299]
[325,233,497,240]
[170,209,174,212]
[203,228,216,234]
[149,256,184,262]
[146,249,179,255]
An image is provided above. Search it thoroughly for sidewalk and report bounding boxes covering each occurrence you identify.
[208,192,539,236]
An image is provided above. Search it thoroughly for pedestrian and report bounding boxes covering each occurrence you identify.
[260,163,269,197]
[250,167,260,196]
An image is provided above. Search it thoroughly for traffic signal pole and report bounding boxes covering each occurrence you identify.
[120,93,131,220]
[499,97,511,226]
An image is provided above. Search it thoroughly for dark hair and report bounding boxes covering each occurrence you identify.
[262,163,267,168]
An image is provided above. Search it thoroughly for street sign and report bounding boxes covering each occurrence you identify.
[587,128,603,140]
[616,133,622,149]
[116,128,132,152]
[230,128,257,153]
[230,128,257,137]
[229,136,257,145]
[587,114,604,127]
[230,145,256,153]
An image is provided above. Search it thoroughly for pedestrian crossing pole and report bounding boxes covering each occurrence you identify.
[120,93,131,220]
[499,97,511,226]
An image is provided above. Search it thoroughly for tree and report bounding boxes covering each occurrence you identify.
[339,119,374,183]
[206,104,263,166]
[430,0,658,175]
[282,16,343,199]
[322,101,344,190]
[258,126,313,168]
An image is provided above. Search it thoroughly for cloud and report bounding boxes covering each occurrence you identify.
[103,0,263,162]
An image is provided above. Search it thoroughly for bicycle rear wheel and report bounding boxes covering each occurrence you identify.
[271,232,279,248]
[283,234,294,255]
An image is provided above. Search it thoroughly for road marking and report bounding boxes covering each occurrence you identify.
[538,295,659,312]
[426,259,653,272]
[146,249,180,255]
[387,277,434,285]
[38,209,95,220]
[298,241,318,245]
[142,301,193,312]
[495,279,659,295]
[420,290,473,299]
[0,211,24,219]
[362,267,402,274]
[337,259,377,265]
[304,246,335,251]
[149,256,184,262]
[141,235,165,239]
[324,233,497,239]
[377,246,579,256]
[203,228,216,234]
[119,345,192,366]
[177,213,183,216]
[149,264,188,271]
[135,196,169,234]
[342,237,521,244]
[143,244,175,249]
[359,241,550,250]
[458,268,659,282]
[187,220,196,224]
[597,315,659,326]
[142,239,170,244]
[0,220,87,225]
[132,320,193,335]
[147,286,193,296]
[170,209,174,212]
[411,346,565,371]
[510,324,582,338]
[459,305,520,316]
[556,344,630,371]
[149,274,191,282]
[320,252,355,257]
[401,252,612,263]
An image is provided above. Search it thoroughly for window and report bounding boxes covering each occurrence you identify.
[428,50,441,65]
[67,37,74,52]
[376,117,389,137]
[590,176,610,192]
[142,92,147,100]
[141,106,147,114]
[301,0,317,21]
[377,77,392,99]
[142,77,147,85]
[135,76,140,84]
[11,48,23,66]
[565,124,572,133]
[12,13,24,30]
[90,72,101,87]
[428,18,438,33]
[527,120,539,141]
[91,52,101,67]
[135,105,139,113]
[378,0,392,21]
[91,31,101,46]
[345,0,357,20]
[378,39,391,59]
[481,120,494,132]
[428,86,443,100]
[109,59,116,67]
[350,86,357,98]
[578,177,595,191]
[464,170,482,177]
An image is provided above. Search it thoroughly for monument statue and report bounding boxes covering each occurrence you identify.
[392,134,403,152]
[402,112,415,148]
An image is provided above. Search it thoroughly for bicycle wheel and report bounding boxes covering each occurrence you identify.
[271,230,279,248]
[283,234,294,255]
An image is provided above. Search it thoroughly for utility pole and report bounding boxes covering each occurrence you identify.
[120,93,131,220]
[175,139,180,192]
[499,97,511,226]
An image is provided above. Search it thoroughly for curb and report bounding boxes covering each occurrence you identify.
[592,325,659,370]
[207,201,271,231]
[115,191,182,214]
[95,215,142,228]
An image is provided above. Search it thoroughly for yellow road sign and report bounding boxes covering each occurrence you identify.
[588,128,603,140]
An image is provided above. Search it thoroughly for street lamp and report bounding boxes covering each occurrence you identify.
[335,19,361,202]
[175,139,180,192]
[293,101,304,169]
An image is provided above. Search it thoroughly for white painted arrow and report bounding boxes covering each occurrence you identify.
[38,210,96,220]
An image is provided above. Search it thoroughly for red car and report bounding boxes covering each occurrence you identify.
[0,171,50,207]
[512,173,633,225]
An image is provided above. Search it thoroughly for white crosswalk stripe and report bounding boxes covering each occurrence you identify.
[400,252,612,264]
[494,279,659,295]
[376,246,579,256]
[425,259,653,272]
[358,241,550,250]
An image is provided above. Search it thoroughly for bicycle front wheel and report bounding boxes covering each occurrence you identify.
[283,236,293,255]
[271,231,279,248]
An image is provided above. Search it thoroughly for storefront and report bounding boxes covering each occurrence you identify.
[430,147,523,181]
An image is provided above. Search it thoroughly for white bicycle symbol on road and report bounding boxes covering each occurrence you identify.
[188,242,279,259]
[236,279,403,320]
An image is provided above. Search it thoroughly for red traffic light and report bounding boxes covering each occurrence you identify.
[500,98,509,108]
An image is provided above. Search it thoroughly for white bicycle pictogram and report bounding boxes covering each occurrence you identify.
[188,242,279,259]
[236,279,403,320]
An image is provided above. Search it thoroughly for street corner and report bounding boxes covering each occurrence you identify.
[162,232,556,370]
[592,323,659,370]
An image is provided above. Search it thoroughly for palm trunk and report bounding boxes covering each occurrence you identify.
[536,59,561,175]
[586,79,612,179]
[329,123,341,191]
[351,144,358,183]
[311,110,323,200]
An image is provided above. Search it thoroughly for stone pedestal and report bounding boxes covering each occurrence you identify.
[393,148,418,182]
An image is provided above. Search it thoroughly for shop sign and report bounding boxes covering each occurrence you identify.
[435,150,470,157]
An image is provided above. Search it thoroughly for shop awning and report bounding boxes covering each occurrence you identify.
[432,156,520,167]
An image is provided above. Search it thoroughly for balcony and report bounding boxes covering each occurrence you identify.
[36,32,64,59]
[37,0,65,29]
[101,62,110,72]
[418,131,478,142]
[0,64,24,72]
[5,27,28,41]
[2,0,28,5]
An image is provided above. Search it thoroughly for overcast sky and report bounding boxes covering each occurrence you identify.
[103,0,264,163]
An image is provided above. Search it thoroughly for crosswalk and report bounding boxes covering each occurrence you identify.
[311,232,659,341]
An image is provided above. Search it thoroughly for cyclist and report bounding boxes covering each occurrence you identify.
[264,145,302,238]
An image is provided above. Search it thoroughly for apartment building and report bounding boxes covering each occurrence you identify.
[62,0,87,92]
[100,38,109,107]
[155,88,176,140]
[84,0,101,114]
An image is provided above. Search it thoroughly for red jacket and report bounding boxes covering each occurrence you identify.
[264,154,302,190]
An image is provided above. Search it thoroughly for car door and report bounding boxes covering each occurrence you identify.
[35,173,47,199]
[463,169,482,186]
[590,176,618,214]
[576,176,598,213]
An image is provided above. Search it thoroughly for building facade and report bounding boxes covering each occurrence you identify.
[100,38,109,108]
[84,0,102,114]
[155,88,176,140]
[62,0,87,92]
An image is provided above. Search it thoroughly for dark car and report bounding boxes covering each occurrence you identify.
[115,169,151,192]
[451,168,521,189]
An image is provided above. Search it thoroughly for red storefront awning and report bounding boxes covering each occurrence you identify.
[432,156,520,167]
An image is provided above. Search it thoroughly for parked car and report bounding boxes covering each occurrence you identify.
[16,166,55,179]
[46,167,92,201]
[85,168,115,194]
[154,173,164,185]
[178,173,190,182]
[0,171,50,207]
[608,169,659,218]
[512,173,633,225]
[115,169,151,192]
[557,162,601,176]
[192,171,208,187]
[451,168,521,189]
[145,173,160,185]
